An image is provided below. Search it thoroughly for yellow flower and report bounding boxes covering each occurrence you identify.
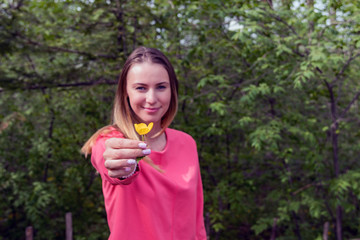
[134,122,153,136]
[133,122,163,172]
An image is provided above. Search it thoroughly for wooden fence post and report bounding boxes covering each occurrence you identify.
[66,212,73,240]
[270,217,278,240]
[25,226,33,240]
[323,222,329,240]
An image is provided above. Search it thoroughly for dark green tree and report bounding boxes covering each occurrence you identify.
[1,0,360,239]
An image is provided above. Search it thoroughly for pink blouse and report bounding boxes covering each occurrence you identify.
[91,128,207,240]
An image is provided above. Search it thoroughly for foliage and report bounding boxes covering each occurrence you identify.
[1,0,360,239]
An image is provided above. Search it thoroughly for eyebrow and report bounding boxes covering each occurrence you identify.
[132,82,169,86]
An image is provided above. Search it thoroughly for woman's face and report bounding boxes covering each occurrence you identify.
[126,62,171,129]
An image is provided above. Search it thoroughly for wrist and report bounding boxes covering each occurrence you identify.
[120,161,138,179]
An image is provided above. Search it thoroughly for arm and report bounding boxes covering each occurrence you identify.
[91,135,150,185]
[185,133,207,239]
[196,168,207,239]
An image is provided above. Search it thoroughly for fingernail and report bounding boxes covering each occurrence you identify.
[127,159,136,164]
[124,167,131,172]
[138,142,147,148]
[142,149,151,155]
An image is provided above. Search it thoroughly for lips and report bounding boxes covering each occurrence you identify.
[143,107,160,113]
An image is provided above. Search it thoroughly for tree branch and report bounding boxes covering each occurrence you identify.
[323,79,337,121]
[265,11,299,37]
[291,183,313,196]
[16,33,118,59]
[339,90,360,119]
[0,79,118,92]
[332,51,360,86]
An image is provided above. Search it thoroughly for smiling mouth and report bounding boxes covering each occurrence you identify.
[143,107,160,113]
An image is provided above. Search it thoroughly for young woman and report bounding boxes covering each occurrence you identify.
[82,47,207,240]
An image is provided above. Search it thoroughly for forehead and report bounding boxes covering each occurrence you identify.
[127,62,169,82]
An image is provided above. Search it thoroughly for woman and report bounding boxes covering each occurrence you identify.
[82,46,207,240]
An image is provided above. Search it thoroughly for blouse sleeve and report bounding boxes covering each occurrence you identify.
[189,137,207,239]
[91,135,140,185]
[196,166,207,239]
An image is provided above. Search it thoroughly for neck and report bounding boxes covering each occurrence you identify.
[146,128,167,152]
[147,121,162,138]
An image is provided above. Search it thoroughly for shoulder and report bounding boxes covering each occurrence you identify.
[166,128,196,146]
[166,128,199,162]
[100,126,124,138]
[93,126,124,149]
[166,128,194,139]
[91,126,124,163]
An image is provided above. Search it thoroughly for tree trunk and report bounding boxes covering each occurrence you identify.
[326,80,342,240]
[291,211,302,240]
[306,0,314,33]
[336,206,342,240]
[115,0,126,55]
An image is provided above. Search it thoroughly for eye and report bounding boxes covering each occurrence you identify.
[157,85,167,90]
[135,86,146,91]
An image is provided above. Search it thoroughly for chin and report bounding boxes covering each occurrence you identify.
[137,110,167,124]
[139,116,161,124]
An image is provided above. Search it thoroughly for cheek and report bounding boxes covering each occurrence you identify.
[127,97,137,112]
[127,90,142,105]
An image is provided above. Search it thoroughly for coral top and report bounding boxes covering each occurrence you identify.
[91,128,207,240]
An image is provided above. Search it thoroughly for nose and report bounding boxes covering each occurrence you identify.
[146,89,157,105]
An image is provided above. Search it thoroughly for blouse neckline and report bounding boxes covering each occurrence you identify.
[151,128,169,154]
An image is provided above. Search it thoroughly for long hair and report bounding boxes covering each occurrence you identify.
[81,47,179,158]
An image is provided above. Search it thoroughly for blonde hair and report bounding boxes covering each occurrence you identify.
[81,47,178,169]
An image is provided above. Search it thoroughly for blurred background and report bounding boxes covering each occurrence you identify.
[1,0,360,239]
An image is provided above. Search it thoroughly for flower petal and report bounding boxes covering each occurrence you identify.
[134,123,139,133]
[147,122,153,132]
[134,122,154,135]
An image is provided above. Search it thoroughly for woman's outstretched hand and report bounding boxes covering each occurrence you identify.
[103,138,151,179]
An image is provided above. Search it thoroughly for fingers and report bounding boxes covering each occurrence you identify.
[105,159,137,178]
[105,159,135,169]
[105,138,147,149]
[103,138,149,178]
[103,148,151,160]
